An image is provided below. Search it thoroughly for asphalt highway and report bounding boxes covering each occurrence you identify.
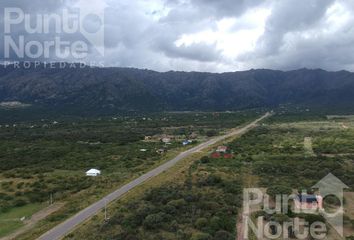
[38,112,270,240]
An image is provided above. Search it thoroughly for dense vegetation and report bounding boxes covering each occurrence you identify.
[1,64,354,113]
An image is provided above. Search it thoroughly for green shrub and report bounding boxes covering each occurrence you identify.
[200,156,210,164]
[14,199,27,207]
[143,213,165,230]
[213,230,233,240]
[267,185,292,198]
[195,218,208,229]
[191,232,212,240]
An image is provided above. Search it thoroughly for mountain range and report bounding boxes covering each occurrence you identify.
[1,63,354,113]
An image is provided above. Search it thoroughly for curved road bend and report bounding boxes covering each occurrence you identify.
[38,112,271,240]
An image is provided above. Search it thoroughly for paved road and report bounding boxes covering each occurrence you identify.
[38,113,270,240]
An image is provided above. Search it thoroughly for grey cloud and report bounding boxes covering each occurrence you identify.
[2,0,354,72]
[190,0,263,18]
[236,0,354,71]
[0,0,64,12]
[158,41,221,62]
[254,0,336,56]
[102,0,223,64]
[103,5,152,49]
[159,0,266,35]
[239,13,354,71]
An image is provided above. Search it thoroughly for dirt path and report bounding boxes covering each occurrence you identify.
[0,203,64,240]
[321,153,354,157]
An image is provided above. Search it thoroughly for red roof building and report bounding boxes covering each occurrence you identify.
[211,152,221,158]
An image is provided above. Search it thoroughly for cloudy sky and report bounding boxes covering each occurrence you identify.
[2,0,354,72]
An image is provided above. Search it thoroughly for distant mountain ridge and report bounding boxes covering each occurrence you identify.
[0,63,353,113]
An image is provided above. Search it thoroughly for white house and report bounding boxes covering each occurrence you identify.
[161,137,171,143]
[216,146,228,153]
[86,169,101,177]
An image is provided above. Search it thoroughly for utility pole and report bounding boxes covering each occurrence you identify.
[49,193,53,205]
[104,198,108,221]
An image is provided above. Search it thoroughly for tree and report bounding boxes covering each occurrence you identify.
[195,218,208,230]
[206,130,217,137]
[143,213,164,230]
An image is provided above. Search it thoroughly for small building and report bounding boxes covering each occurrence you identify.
[182,140,193,146]
[294,194,323,213]
[140,149,148,152]
[144,136,152,141]
[189,132,198,139]
[156,149,166,154]
[161,137,172,144]
[158,134,175,143]
[216,146,228,153]
[86,169,101,177]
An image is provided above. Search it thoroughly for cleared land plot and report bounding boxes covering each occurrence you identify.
[0,204,43,238]
[304,137,316,156]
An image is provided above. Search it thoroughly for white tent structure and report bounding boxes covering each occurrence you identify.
[86,169,101,177]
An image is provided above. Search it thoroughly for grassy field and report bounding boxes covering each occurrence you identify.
[0,203,43,238]
[66,111,354,240]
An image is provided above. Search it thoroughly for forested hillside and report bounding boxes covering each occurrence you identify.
[1,64,353,113]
